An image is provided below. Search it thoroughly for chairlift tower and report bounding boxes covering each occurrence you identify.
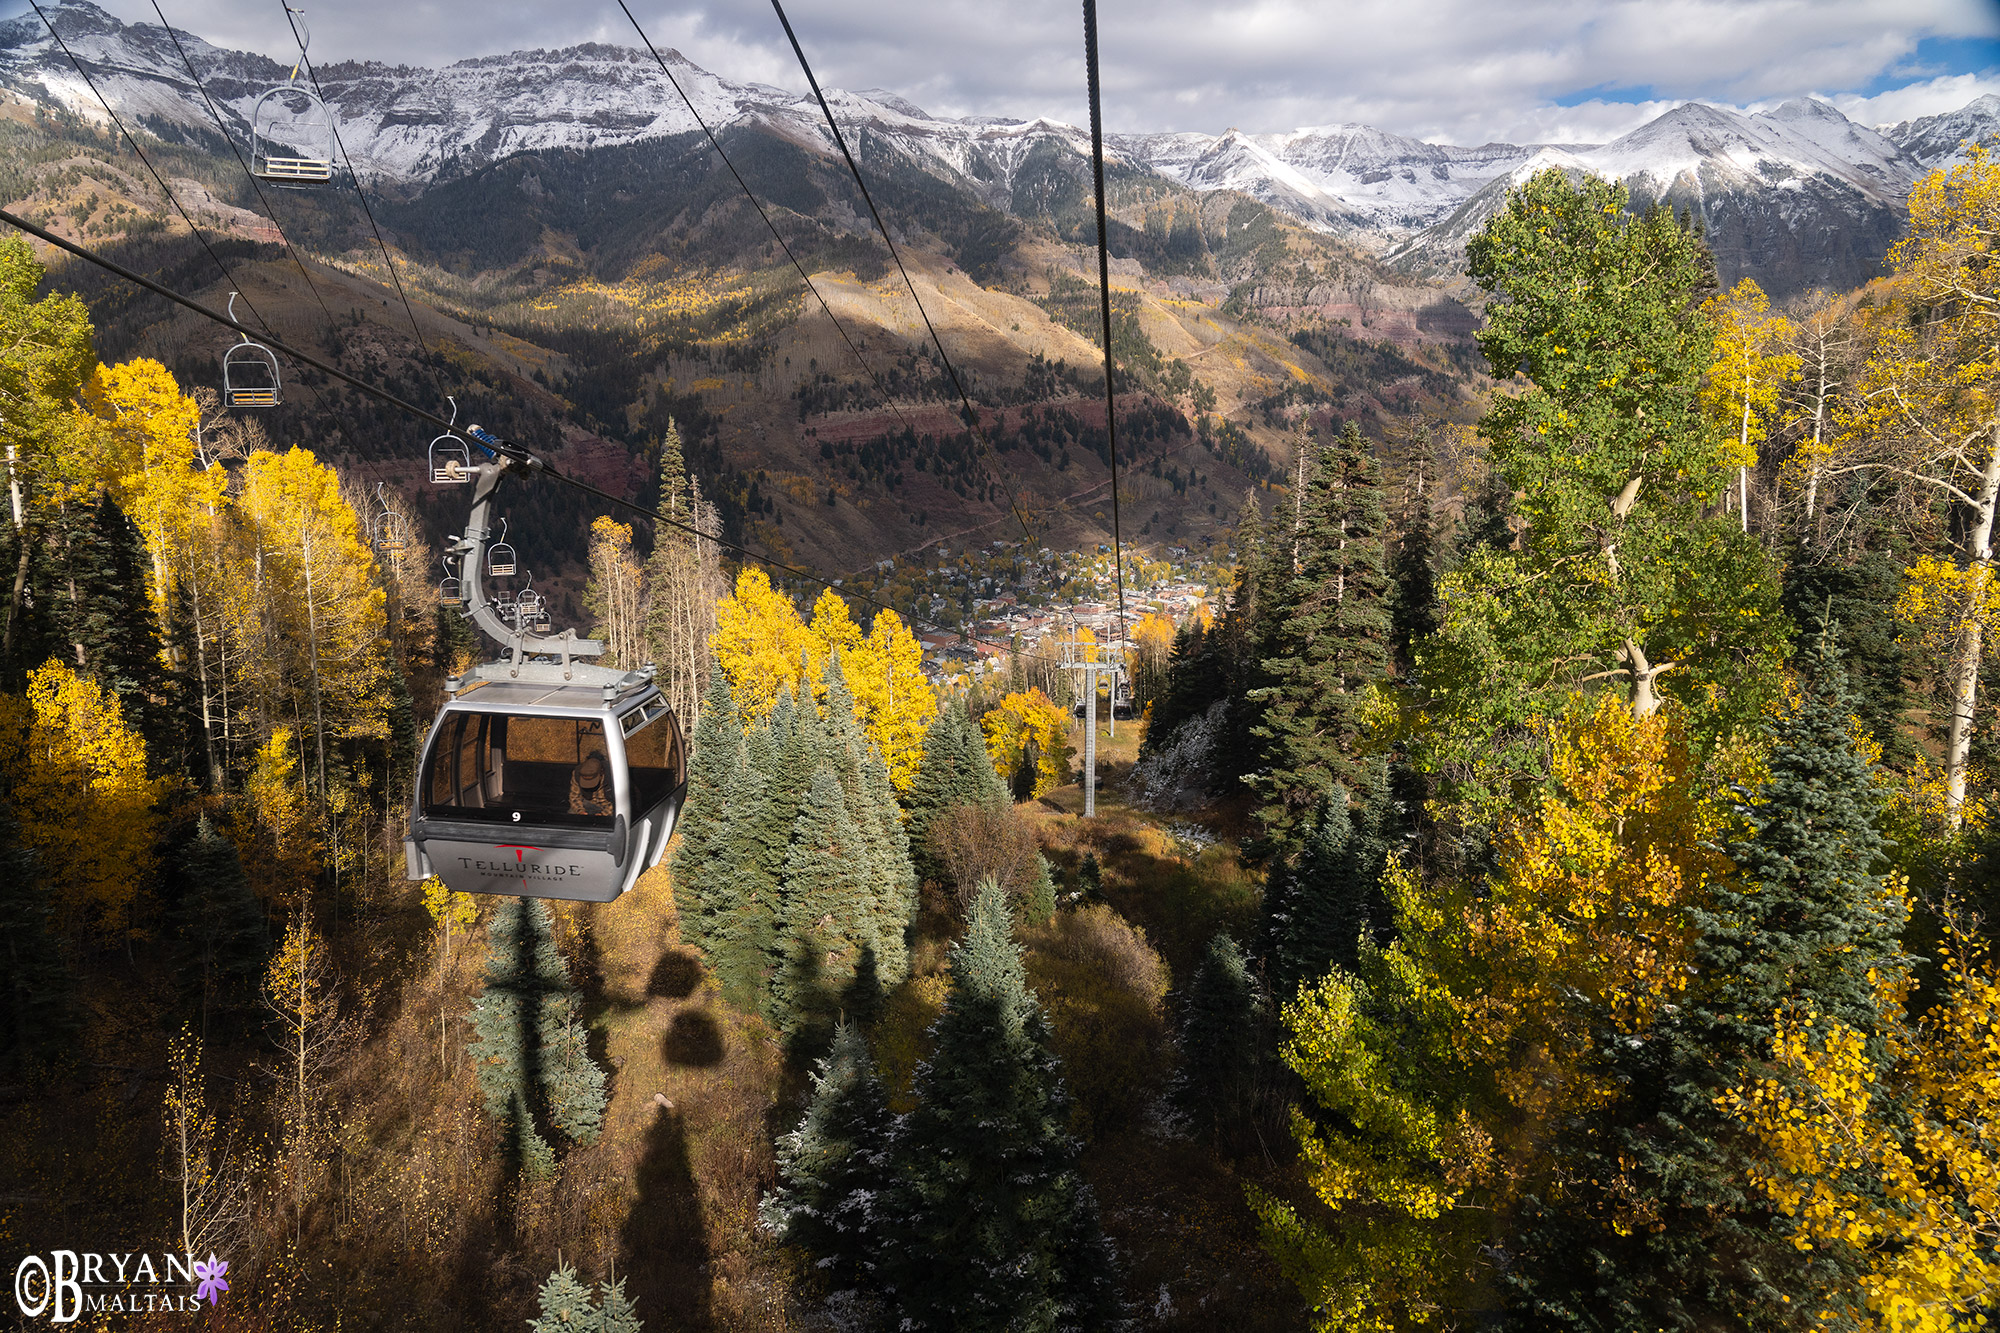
[1057,630,1127,819]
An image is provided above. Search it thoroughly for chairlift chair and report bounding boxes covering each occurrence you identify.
[374,484,407,557]
[430,397,471,483]
[249,15,333,185]
[221,293,282,408]
[439,557,462,607]
[487,517,517,576]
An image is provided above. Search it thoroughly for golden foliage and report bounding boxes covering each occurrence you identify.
[1723,911,2000,1331]
[980,688,1072,797]
[1255,693,1730,1329]
[1700,278,1800,471]
[0,659,166,936]
[710,572,936,784]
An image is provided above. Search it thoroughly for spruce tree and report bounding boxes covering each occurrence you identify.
[1249,422,1393,851]
[711,733,780,1011]
[171,814,270,1031]
[1781,538,1914,769]
[0,807,74,1075]
[1025,853,1057,926]
[1387,442,1441,676]
[466,898,608,1176]
[880,881,1126,1332]
[1174,933,1267,1143]
[596,1277,642,1333]
[763,1020,895,1293]
[906,702,1006,885]
[669,671,742,959]
[67,491,169,753]
[1505,632,1907,1330]
[1140,617,1229,760]
[776,763,875,1034]
[530,1262,600,1333]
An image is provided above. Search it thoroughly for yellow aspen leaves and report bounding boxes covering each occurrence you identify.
[980,689,1071,796]
[584,516,644,667]
[0,659,166,936]
[1723,914,2000,1332]
[1700,278,1800,472]
[711,571,936,784]
[711,568,818,719]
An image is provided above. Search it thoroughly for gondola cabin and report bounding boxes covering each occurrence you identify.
[406,662,685,903]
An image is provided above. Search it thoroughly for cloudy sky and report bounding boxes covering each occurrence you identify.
[75,0,2000,143]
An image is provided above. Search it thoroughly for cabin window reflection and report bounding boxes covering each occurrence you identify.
[422,712,616,829]
[623,714,684,813]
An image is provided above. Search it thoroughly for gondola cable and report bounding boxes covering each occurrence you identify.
[1082,0,1130,653]
[608,0,937,470]
[149,0,338,331]
[766,0,1038,547]
[31,4,277,344]
[277,2,445,396]
[0,204,1089,669]
[28,0,326,410]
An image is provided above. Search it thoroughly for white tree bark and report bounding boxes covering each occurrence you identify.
[1945,419,2000,827]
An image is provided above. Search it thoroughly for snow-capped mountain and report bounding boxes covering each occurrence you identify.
[1885,94,2000,168]
[0,0,1980,297]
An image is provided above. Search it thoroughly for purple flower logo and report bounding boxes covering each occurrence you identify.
[192,1254,229,1307]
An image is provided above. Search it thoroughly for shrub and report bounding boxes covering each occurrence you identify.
[1023,905,1170,1138]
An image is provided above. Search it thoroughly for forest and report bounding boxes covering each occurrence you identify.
[2,130,2000,1332]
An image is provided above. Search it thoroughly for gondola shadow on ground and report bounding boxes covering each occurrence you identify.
[591,862,788,1331]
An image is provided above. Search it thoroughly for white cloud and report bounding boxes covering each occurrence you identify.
[1828,73,2000,127]
[65,0,2000,143]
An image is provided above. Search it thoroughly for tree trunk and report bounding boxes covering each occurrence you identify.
[1739,379,1753,534]
[1945,419,2000,827]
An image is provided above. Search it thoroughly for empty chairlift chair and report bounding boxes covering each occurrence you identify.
[221,294,282,408]
[439,557,462,607]
[374,485,407,557]
[487,517,516,577]
[250,18,334,186]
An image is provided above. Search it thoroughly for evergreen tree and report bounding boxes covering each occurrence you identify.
[1249,422,1393,851]
[596,1277,642,1333]
[1781,537,1915,769]
[1505,632,1907,1330]
[0,807,74,1075]
[530,1262,600,1333]
[711,732,780,1011]
[1025,853,1057,926]
[1138,617,1229,760]
[466,898,608,1176]
[669,671,742,960]
[1260,761,1394,999]
[906,702,1006,885]
[79,493,168,746]
[763,1021,895,1293]
[880,881,1126,1332]
[1387,438,1442,675]
[1075,852,1102,905]
[1174,933,1267,1143]
[776,763,876,1034]
[171,814,270,1030]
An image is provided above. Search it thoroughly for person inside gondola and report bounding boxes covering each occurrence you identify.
[569,749,613,817]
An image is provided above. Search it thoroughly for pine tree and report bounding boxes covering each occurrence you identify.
[466,898,608,1176]
[906,702,1006,885]
[1025,853,1057,926]
[776,763,874,1034]
[669,671,742,960]
[1249,422,1393,851]
[1781,537,1915,769]
[530,1261,599,1333]
[711,733,780,1011]
[0,806,74,1075]
[1387,436,1441,676]
[171,814,270,1031]
[1260,761,1395,998]
[1505,632,1907,1330]
[1175,933,1267,1143]
[880,881,1126,1331]
[763,1021,894,1293]
[596,1277,642,1333]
